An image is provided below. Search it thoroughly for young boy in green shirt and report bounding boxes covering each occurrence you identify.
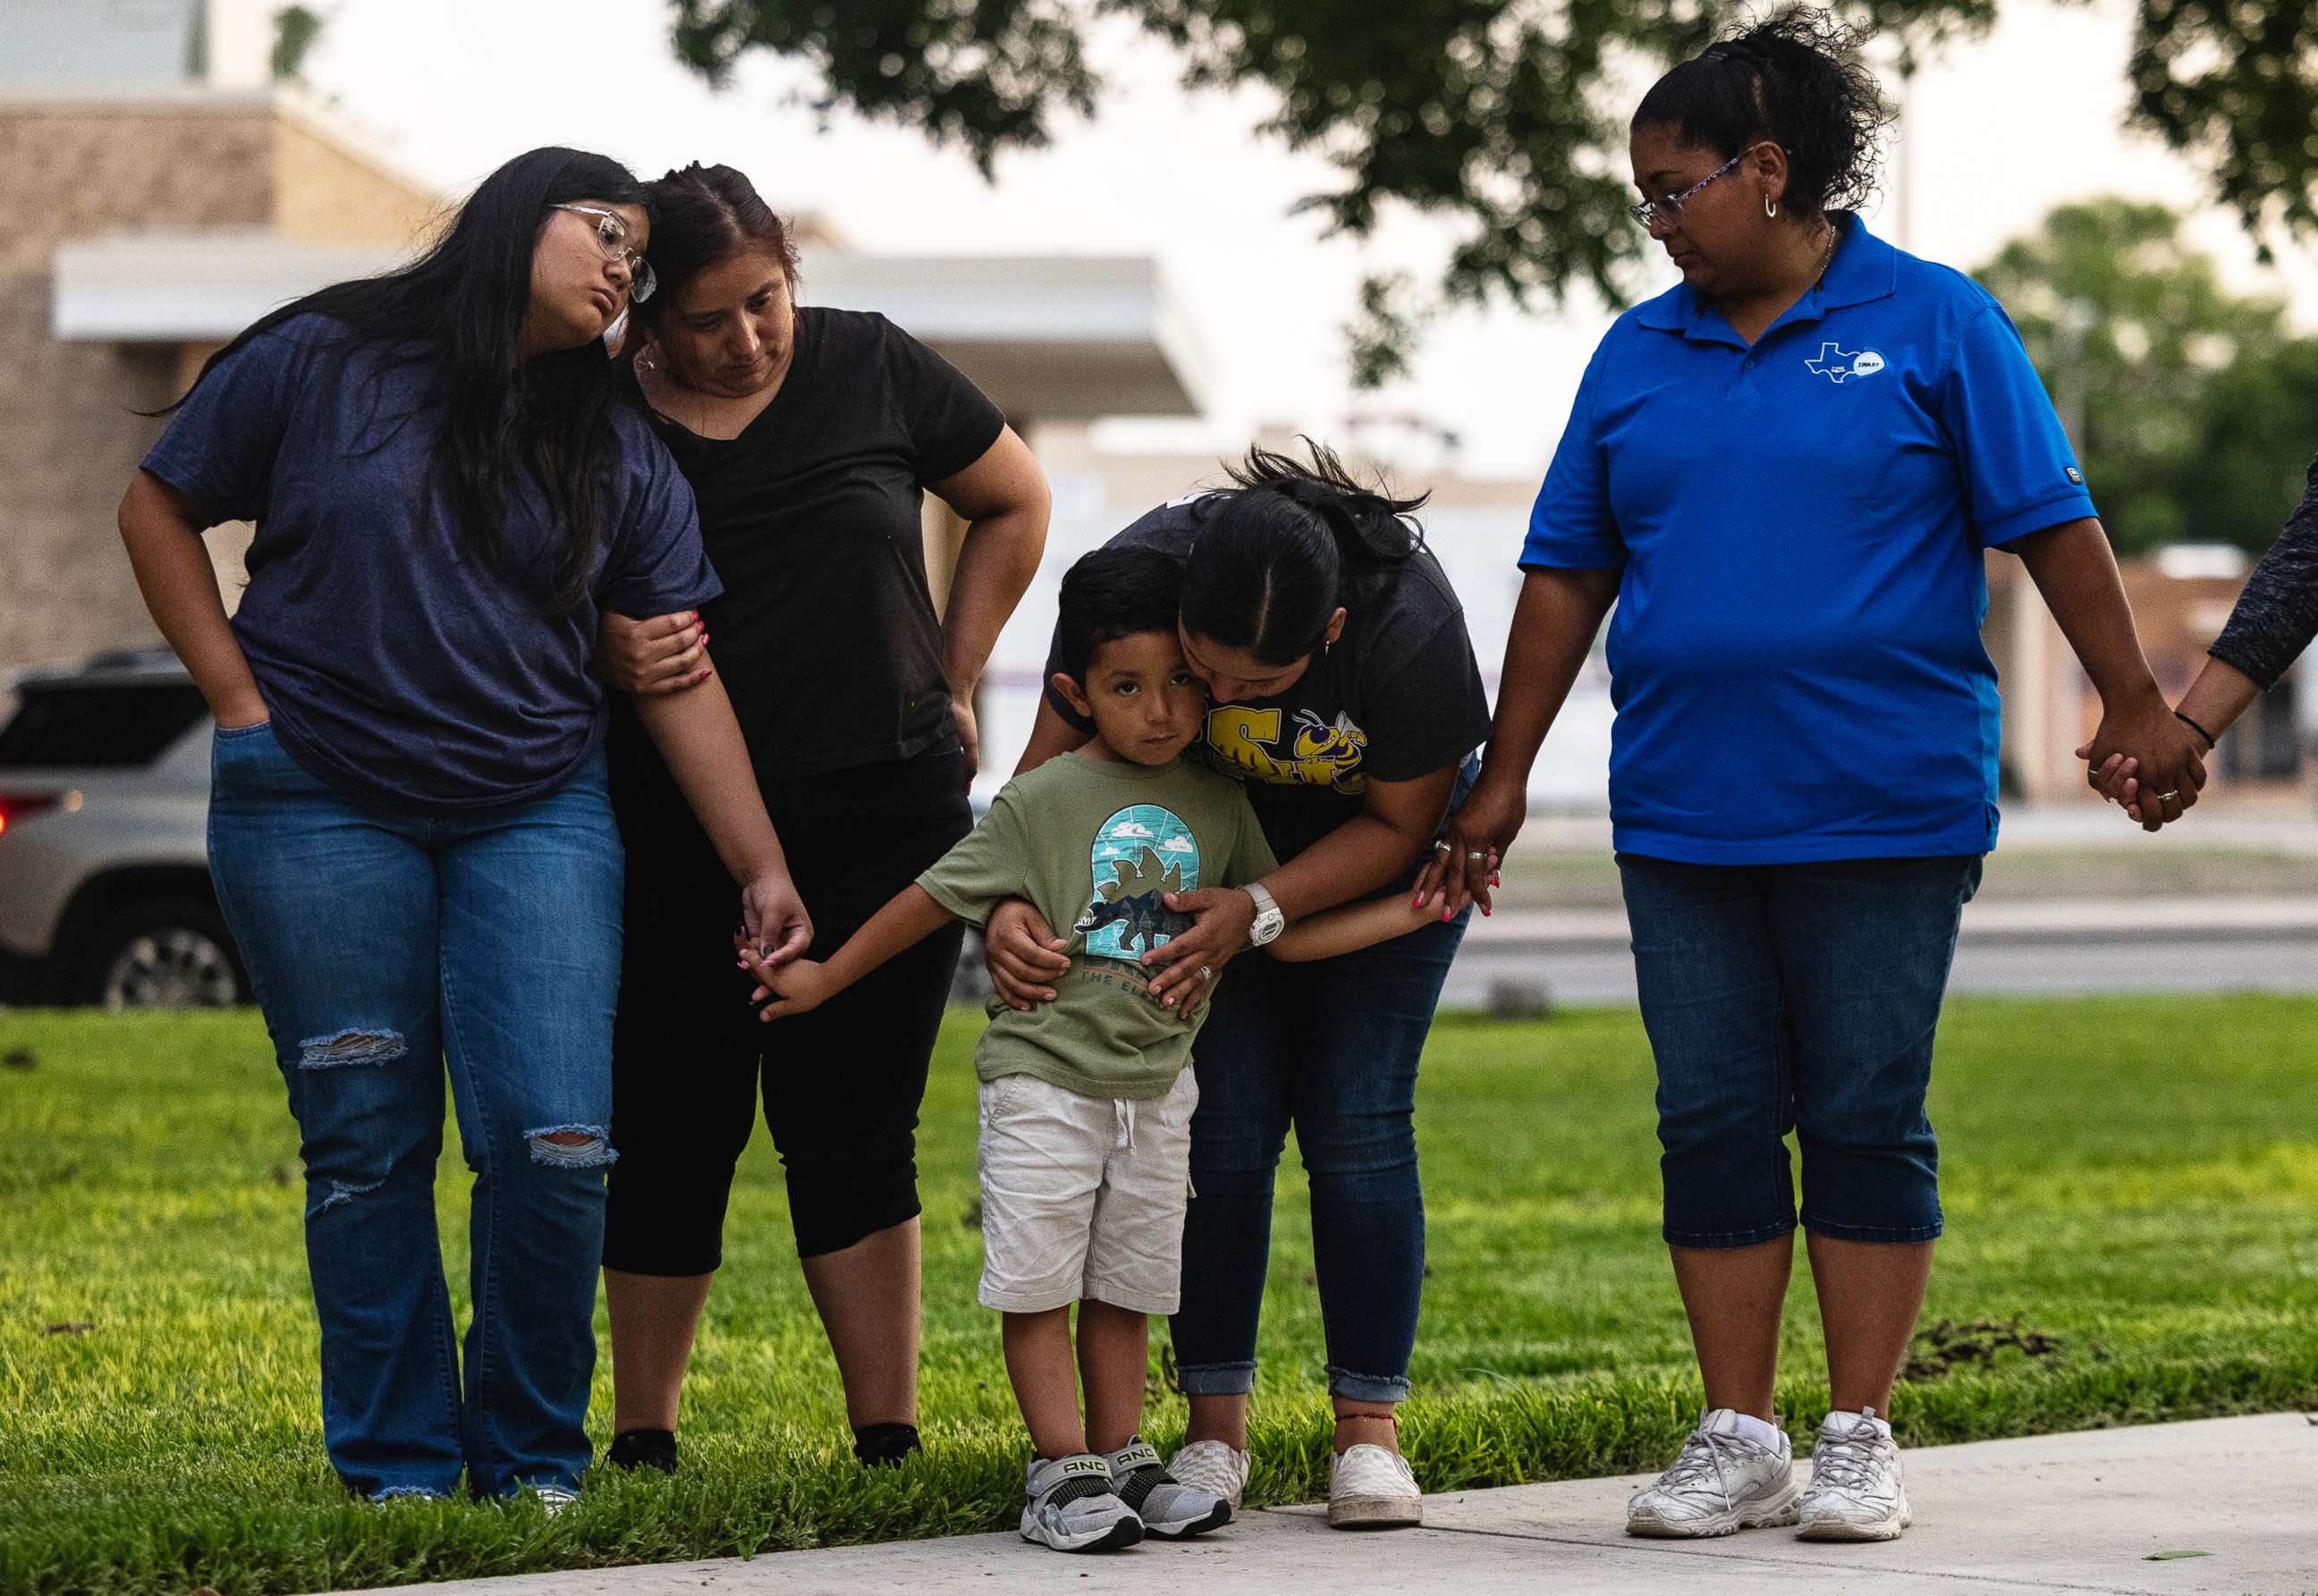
[740,546,1439,1553]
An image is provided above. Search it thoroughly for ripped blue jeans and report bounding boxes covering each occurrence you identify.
[207,721,622,1499]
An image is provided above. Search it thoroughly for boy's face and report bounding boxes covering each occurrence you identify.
[1053,629,1207,766]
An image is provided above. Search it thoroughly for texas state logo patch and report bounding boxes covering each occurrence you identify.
[1075,804,1200,958]
[1806,342,1887,384]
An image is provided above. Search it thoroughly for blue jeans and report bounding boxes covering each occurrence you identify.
[207,722,623,1499]
[1617,852,1982,1249]
[1169,901,1468,1404]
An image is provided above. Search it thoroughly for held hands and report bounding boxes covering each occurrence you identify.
[739,869,813,970]
[596,609,712,695]
[1414,770,1521,917]
[737,946,833,1021]
[2076,693,2209,833]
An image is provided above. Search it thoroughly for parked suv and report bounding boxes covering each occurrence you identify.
[0,649,244,1009]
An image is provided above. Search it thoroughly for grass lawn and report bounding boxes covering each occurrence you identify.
[3,995,2315,1596]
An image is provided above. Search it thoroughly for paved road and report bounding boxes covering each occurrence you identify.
[1445,896,2318,1009]
[346,1414,2318,1595]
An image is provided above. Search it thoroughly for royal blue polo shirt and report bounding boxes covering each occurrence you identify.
[1523,214,2094,865]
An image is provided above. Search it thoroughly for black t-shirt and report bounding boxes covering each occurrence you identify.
[616,307,1006,794]
[1045,494,1493,863]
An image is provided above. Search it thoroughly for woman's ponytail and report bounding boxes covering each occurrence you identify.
[1180,438,1428,667]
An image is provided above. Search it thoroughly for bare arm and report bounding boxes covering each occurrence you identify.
[1269,891,1435,963]
[928,426,1051,783]
[2014,518,2207,831]
[740,883,957,1019]
[1140,762,1459,1005]
[1014,694,1091,776]
[629,677,812,959]
[116,471,268,728]
[1418,566,1620,914]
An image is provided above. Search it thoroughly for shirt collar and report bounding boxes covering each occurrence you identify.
[1631,212,1899,340]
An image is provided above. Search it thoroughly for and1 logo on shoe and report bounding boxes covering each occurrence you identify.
[1056,1456,1112,1481]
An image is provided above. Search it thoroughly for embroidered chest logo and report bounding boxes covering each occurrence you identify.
[1203,705,1370,794]
[1805,342,1886,384]
[1076,805,1201,958]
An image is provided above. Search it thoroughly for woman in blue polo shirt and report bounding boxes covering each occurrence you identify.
[1427,11,2205,1544]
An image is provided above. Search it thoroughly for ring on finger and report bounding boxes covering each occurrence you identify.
[1198,965,1213,981]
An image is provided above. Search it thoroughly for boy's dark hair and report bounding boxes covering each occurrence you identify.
[1056,546,1186,687]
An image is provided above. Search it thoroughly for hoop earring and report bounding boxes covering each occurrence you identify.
[1764,193,1779,218]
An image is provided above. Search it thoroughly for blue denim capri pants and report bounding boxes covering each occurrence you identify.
[1617,852,1983,1249]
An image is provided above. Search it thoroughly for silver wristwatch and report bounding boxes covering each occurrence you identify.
[1243,882,1286,946]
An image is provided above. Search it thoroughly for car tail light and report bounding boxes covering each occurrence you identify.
[0,791,69,836]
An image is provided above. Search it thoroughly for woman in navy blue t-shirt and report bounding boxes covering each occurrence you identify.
[1430,14,2204,1543]
[118,148,807,1505]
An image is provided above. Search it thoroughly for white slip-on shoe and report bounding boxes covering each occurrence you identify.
[1328,1442,1423,1528]
[1797,1407,1911,1541]
[1020,1454,1145,1552]
[1164,1439,1251,1510]
[1626,1409,1802,1538]
[1107,1435,1231,1539]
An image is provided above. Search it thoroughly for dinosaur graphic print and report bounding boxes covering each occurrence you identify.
[1075,803,1201,958]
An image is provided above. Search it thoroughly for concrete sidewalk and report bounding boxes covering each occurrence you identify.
[360,1414,2318,1596]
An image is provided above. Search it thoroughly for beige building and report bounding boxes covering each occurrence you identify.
[2,0,1205,678]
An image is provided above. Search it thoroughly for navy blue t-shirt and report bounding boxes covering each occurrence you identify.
[1523,215,2095,865]
[143,314,722,815]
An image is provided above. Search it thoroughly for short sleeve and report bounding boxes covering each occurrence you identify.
[916,784,1033,927]
[1520,347,1627,571]
[1220,793,1282,888]
[140,325,308,528]
[880,317,1007,485]
[1358,610,1493,784]
[598,420,723,616]
[1938,300,2098,547]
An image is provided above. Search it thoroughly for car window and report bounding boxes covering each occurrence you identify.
[0,683,210,768]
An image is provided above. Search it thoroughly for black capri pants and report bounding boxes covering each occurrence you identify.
[603,746,972,1271]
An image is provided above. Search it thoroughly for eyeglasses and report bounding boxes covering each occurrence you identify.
[1627,145,1762,232]
[554,204,656,303]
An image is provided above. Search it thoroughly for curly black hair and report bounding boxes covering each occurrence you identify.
[1631,6,1892,218]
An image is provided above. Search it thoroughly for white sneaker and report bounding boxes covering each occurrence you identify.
[1020,1454,1144,1552]
[1626,1409,1801,1538]
[1164,1439,1250,1509]
[1106,1436,1231,1538]
[528,1485,579,1516]
[1327,1442,1423,1528]
[1798,1408,1910,1541]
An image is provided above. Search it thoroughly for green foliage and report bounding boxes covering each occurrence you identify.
[4,995,2317,1594]
[268,5,326,84]
[1975,198,2318,553]
[665,1,2318,384]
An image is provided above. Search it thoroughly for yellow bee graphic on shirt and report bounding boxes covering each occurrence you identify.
[1204,705,1369,795]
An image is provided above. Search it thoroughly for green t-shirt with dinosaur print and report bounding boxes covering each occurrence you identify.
[917,750,1280,1101]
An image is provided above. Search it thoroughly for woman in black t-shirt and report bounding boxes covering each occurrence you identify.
[989,444,1493,1528]
[592,165,1051,1473]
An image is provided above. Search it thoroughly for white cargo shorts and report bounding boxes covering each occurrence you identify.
[975,1069,1199,1314]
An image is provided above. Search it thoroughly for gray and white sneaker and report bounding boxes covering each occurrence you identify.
[1798,1407,1910,1541]
[1106,1436,1231,1538]
[1165,1439,1250,1509]
[1328,1442,1423,1528]
[1020,1454,1144,1552]
[1627,1409,1802,1538]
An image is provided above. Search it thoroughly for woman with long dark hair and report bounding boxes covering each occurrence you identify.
[1438,10,2199,1541]
[115,148,808,1504]
[587,164,1049,1474]
[987,441,1493,1529]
